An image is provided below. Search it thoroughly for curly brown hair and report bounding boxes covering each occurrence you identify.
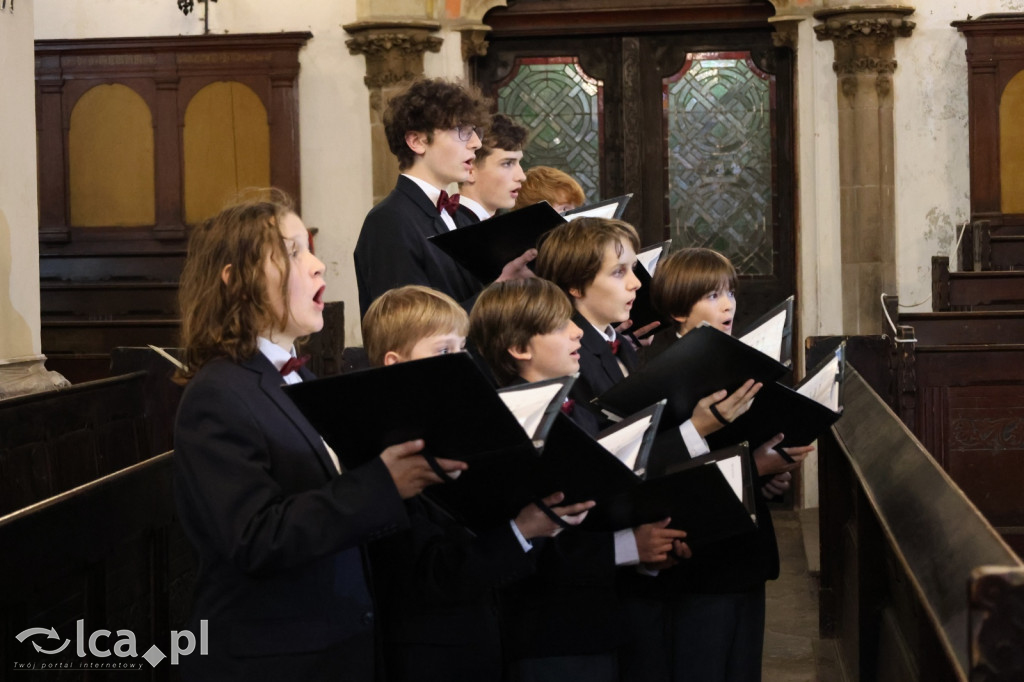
[177,190,295,380]
[477,113,527,162]
[384,78,491,170]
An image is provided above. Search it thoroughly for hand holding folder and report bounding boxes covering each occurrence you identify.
[707,341,846,454]
[595,325,790,430]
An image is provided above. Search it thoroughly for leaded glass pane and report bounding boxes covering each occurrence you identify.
[497,57,602,202]
[666,53,773,276]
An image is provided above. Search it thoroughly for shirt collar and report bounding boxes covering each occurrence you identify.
[457,195,492,221]
[403,174,459,231]
[590,322,617,343]
[258,337,297,373]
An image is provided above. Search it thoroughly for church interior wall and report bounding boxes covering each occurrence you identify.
[1,0,42,363]
[26,0,1011,350]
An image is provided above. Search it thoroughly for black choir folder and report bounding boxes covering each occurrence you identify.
[630,240,673,336]
[428,202,566,284]
[594,324,790,430]
[561,193,632,221]
[707,341,846,452]
[427,194,634,285]
[284,353,543,531]
[582,444,758,547]
[736,296,795,367]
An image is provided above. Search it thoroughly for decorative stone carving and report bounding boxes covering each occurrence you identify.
[0,356,69,400]
[456,26,490,61]
[344,21,443,90]
[814,8,914,101]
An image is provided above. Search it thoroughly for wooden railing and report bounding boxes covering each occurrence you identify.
[0,453,195,681]
[819,366,1023,681]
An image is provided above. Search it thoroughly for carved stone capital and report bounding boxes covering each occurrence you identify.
[768,16,804,50]
[814,7,914,101]
[344,21,443,90]
[455,25,491,61]
[813,7,916,43]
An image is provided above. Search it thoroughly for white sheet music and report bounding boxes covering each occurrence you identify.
[637,245,664,276]
[714,456,745,507]
[797,355,841,412]
[597,415,653,470]
[737,308,787,361]
[497,382,565,439]
[564,202,619,221]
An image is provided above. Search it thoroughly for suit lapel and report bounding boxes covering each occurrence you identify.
[396,175,448,238]
[574,312,625,394]
[244,354,337,478]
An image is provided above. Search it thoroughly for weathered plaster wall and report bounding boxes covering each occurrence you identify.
[892,0,1021,315]
[1,0,42,363]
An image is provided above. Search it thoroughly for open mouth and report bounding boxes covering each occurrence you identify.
[313,286,325,306]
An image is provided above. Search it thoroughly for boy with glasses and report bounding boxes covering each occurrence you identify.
[354,78,535,317]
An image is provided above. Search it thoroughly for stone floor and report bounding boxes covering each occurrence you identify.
[762,508,839,682]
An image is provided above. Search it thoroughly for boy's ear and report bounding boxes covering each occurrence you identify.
[568,286,583,300]
[507,345,532,362]
[382,351,403,366]
[220,264,233,286]
[405,130,429,156]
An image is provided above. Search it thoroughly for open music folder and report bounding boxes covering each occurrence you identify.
[283,353,544,532]
[736,295,795,367]
[629,239,673,336]
[581,443,759,547]
[707,341,845,452]
[562,193,632,221]
[427,201,566,284]
[533,402,665,508]
[594,324,790,430]
[497,375,576,448]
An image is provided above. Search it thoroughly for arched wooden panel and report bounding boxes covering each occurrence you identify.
[999,71,1024,214]
[183,81,270,224]
[68,84,155,227]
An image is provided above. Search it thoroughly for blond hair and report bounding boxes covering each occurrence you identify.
[362,285,469,367]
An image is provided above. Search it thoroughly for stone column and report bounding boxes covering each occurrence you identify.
[814,7,914,334]
[344,22,443,205]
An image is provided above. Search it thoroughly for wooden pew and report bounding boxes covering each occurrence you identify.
[0,453,196,680]
[0,372,152,516]
[40,250,185,384]
[960,220,1024,271]
[818,365,1024,681]
[894,310,1024,345]
[931,256,1024,311]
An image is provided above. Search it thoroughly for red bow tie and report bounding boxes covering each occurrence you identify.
[560,398,575,416]
[280,355,310,376]
[607,339,621,356]
[436,190,461,217]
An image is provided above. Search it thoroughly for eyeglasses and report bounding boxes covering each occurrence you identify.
[453,124,483,142]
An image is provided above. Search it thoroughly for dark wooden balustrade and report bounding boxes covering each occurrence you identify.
[819,365,1024,681]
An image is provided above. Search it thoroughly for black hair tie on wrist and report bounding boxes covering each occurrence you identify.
[708,402,730,426]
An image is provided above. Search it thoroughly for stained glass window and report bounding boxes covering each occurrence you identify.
[496,57,602,203]
[666,52,773,276]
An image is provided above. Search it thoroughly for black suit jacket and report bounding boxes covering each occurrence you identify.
[173,354,408,681]
[369,497,535,681]
[354,176,483,317]
[639,337,780,595]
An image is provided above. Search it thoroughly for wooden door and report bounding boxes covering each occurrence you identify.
[474,4,795,338]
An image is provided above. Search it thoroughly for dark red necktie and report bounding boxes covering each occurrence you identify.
[280,355,310,376]
[560,398,575,416]
[607,339,621,356]
[436,190,461,217]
